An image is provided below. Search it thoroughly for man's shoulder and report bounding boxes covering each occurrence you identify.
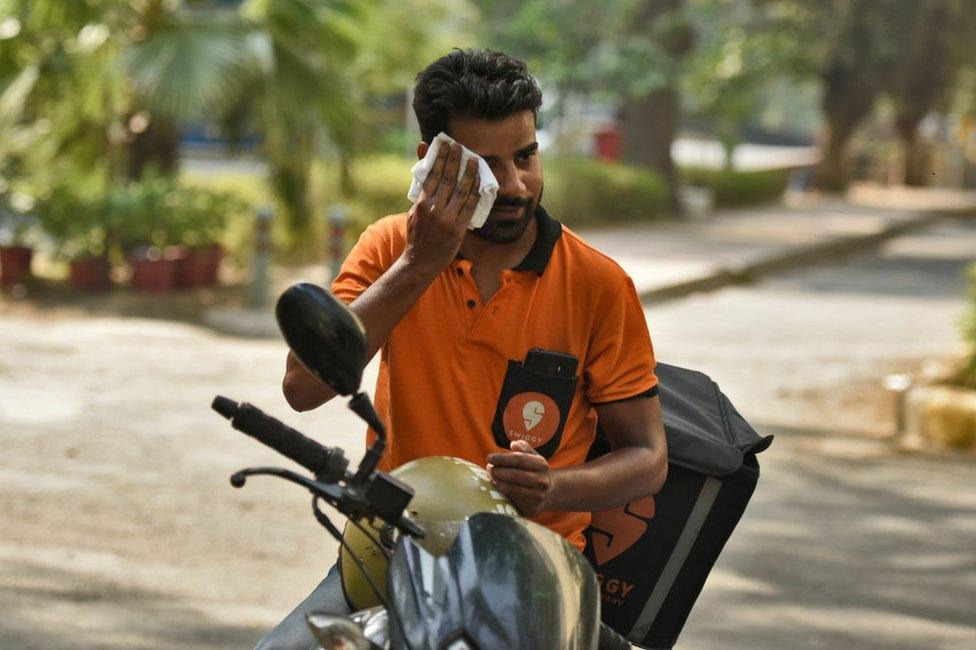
[363,213,409,240]
[353,213,409,259]
[556,225,632,285]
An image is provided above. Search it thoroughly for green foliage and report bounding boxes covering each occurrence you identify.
[544,157,669,225]
[314,155,669,234]
[681,166,789,207]
[961,264,976,389]
[37,176,242,260]
[315,155,412,234]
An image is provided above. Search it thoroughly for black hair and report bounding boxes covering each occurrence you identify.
[412,48,543,143]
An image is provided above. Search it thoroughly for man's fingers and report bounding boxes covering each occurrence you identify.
[434,143,463,205]
[454,180,481,226]
[448,158,478,206]
[420,143,449,199]
[491,481,541,515]
[486,450,547,471]
[510,440,538,454]
[489,465,547,488]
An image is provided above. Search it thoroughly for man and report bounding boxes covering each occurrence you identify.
[262,48,667,649]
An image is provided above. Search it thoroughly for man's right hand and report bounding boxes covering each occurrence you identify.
[402,142,481,275]
[283,142,481,412]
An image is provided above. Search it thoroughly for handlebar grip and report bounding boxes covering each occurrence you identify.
[212,396,347,482]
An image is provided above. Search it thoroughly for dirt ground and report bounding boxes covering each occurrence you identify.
[1,220,974,649]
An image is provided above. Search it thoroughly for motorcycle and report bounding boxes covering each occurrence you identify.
[212,282,631,650]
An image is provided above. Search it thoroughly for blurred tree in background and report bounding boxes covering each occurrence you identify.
[0,0,464,255]
[886,0,975,186]
[478,0,692,210]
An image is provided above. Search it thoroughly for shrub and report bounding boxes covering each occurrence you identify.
[315,155,414,234]
[543,157,669,226]
[961,263,976,389]
[681,167,790,207]
[39,177,242,260]
[315,154,669,235]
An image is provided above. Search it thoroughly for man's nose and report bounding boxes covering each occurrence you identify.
[495,162,527,197]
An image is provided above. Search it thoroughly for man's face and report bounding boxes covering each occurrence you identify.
[445,111,543,244]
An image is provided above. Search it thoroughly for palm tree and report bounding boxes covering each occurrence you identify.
[2,0,369,243]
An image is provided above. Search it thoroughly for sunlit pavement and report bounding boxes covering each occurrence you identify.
[1,219,974,648]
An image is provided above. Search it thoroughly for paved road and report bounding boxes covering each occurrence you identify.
[0,219,973,648]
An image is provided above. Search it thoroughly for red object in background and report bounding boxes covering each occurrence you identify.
[130,253,176,292]
[161,244,224,289]
[167,246,203,288]
[594,126,622,162]
[201,244,224,286]
[69,258,111,291]
[0,245,33,286]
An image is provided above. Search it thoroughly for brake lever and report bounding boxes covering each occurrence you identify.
[230,467,344,503]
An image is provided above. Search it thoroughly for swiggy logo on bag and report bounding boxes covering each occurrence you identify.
[589,495,656,566]
[502,392,560,447]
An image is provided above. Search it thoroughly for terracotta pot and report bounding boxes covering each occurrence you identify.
[0,245,33,286]
[130,254,176,292]
[164,246,199,288]
[69,257,111,291]
[199,243,225,286]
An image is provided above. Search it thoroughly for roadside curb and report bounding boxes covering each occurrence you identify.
[637,210,949,305]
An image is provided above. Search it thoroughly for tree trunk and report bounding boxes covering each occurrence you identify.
[816,114,860,193]
[814,54,878,192]
[895,116,928,186]
[619,88,681,210]
[617,0,689,213]
[126,114,180,181]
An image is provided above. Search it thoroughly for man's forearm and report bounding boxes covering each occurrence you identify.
[546,445,667,512]
[282,255,440,411]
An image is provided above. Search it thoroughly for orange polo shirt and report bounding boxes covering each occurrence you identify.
[331,206,658,550]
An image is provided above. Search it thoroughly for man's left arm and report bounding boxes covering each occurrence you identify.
[487,394,667,516]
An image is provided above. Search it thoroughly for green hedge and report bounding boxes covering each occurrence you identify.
[315,154,668,233]
[681,167,790,207]
[962,263,976,389]
[185,155,670,263]
[543,157,668,226]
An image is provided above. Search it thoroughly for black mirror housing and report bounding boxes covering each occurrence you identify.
[276,282,367,396]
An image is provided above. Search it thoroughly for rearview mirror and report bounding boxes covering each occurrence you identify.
[275,282,366,396]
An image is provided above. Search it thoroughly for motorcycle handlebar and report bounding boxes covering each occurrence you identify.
[212,396,348,483]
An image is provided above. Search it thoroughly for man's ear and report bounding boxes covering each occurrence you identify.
[416,142,429,160]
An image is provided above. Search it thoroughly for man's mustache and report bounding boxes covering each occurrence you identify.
[493,196,532,209]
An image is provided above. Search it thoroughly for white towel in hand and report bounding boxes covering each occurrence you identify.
[406,132,499,229]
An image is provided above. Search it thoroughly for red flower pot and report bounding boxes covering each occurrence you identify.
[69,258,111,291]
[0,245,33,286]
[165,246,199,288]
[130,252,176,292]
[199,244,225,286]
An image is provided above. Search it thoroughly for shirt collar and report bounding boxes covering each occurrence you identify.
[513,204,563,276]
[454,205,563,275]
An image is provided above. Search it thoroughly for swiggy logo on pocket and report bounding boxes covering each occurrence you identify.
[502,392,560,447]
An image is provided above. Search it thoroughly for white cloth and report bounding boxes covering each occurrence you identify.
[406,132,499,229]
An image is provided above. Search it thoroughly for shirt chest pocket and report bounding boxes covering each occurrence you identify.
[491,359,578,459]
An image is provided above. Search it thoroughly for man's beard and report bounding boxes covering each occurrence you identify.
[471,186,542,244]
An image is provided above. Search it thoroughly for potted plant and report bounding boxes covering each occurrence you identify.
[0,193,38,287]
[116,178,234,291]
[902,264,976,450]
[37,185,113,291]
[160,183,234,288]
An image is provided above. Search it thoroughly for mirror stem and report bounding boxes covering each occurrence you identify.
[348,392,386,485]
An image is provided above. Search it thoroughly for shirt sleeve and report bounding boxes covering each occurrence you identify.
[583,273,658,404]
[330,217,398,304]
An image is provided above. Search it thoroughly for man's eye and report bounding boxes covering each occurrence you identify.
[517,151,536,163]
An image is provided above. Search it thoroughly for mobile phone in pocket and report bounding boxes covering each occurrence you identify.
[524,348,578,378]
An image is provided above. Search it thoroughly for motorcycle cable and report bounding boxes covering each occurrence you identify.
[312,496,413,650]
[348,518,393,561]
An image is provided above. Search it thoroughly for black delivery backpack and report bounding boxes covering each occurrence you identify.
[584,362,773,649]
